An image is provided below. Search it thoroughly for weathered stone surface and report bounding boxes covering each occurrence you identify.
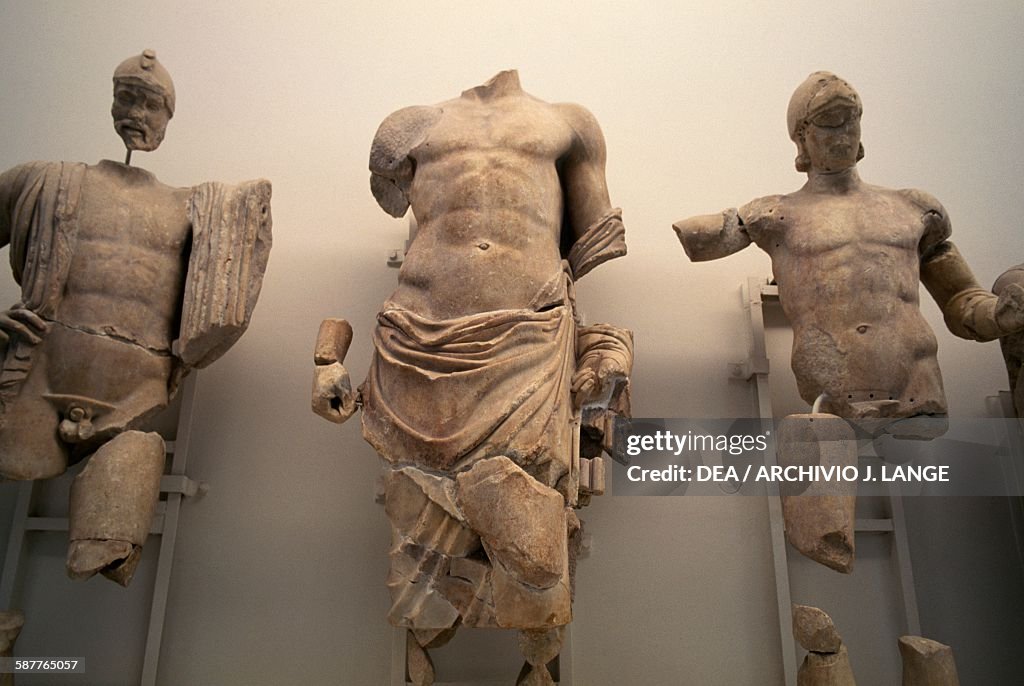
[68,431,164,545]
[385,467,477,557]
[313,70,631,683]
[0,610,25,686]
[778,415,857,573]
[519,627,564,667]
[456,457,567,590]
[406,630,435,686]
[67,430,164,586]
[675,70,1024,424]
[798,645,857,686]
[516,664,556,686]
[177,178,273,368]
[313,318,353,365]
[994,265,1024,418]
[0,610,24,650]
[438,557,498,628]
[386,542,460,630]
[792,604,842,653]
[899,636,960,686]
[412,627,457,651]
[490,556,571,629]
[0,51,272,588]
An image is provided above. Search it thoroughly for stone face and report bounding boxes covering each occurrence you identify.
[899,636,960,686]
[778,415,857,573]
[792,604,842,653]
[310,70,631,683]
[0,52,272,588]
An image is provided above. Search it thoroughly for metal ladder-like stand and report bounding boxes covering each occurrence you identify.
[736,277,921,686]
[0,373,206,686]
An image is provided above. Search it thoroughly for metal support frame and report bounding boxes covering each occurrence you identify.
[738,277,922,685]
[0,373,205,686]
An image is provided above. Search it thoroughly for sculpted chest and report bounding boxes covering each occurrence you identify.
[413,98,573,163]
[74,165,191,255]
[758,192,926,260]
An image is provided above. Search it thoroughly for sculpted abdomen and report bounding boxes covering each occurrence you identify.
[791,308,942,416]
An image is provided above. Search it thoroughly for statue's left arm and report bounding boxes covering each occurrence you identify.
[913,189,1024,341]
[557,103,626,280]
[0,163,55,349]
[556,104,632,414]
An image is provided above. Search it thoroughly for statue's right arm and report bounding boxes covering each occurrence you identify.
[311,318,358,424]
[368,106,442,218]
[0,164,24,249]
[672,207,750,261]
[0,164,50,348]
[673,195,782,261]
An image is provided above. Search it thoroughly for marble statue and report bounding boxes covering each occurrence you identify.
[0,50,272,587]
[993,265,1024,417]
[674,72,1024,571]
[899,636,960,686]
[312,70,632,686]
[792,604,857,686]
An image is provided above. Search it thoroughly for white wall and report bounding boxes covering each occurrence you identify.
[0,1,1022,684]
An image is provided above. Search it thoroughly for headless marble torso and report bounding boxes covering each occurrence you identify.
[380,72,595,321]
[743,177,947,417]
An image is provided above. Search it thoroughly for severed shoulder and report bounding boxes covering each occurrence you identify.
[368,105,442,218]
[897,188,951,260]
[738,194,785,245]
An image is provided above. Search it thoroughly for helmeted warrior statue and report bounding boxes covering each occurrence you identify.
[0,50,272,588]
[312,70,632,685]
[674,72,1024,573]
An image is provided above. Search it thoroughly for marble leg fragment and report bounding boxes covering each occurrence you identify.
[67,430,165,586]
[793,604,857,686]
[406,629,435,686]
[0,610,25,686]
[899,636,960,686]
[516,626,564,686]
[778,414,857,573]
